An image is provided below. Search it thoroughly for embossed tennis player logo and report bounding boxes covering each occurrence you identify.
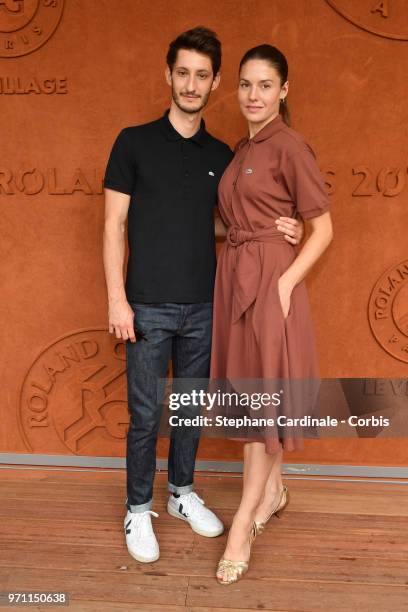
[18,329,129,453]
[326,0,408,41]
[0,0,64,58]
[368,260,408,363]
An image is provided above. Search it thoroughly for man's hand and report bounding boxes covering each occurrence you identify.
[108,298,136,342]
[214,213,227,238]
[275,216,304,245]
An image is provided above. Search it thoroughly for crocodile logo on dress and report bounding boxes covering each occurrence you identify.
[245,168,253,174]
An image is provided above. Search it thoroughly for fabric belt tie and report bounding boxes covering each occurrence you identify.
[225,225,288,324]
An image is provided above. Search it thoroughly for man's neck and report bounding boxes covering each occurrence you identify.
[168,102,202,138]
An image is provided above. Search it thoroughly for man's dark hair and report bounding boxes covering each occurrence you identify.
[166,26,221,76]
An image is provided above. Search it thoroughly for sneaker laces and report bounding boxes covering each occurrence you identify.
[179,492,207,519]
[130,510,158,539]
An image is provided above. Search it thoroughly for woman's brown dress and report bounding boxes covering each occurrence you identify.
[209,114,330,453]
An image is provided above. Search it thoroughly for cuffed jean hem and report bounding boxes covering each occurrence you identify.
[168,482,194,496]
[125,498,152,513]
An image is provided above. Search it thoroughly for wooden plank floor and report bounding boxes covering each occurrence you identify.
[0,467,407,611]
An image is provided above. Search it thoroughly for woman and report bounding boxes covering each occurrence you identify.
[211,44,333,584]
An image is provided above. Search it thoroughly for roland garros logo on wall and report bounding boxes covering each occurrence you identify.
[326,0,408,40]
[18,329,130,454]
[369,260,408,363]
[0,0,64,58]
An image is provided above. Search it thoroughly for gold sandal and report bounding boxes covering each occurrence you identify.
[254,484,289,535]
[216,521,257,585]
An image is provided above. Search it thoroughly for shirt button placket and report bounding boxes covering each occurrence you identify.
[182,141,189,178]
[182,141,191,197]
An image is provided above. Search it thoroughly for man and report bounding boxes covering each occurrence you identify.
[103,26,302,564]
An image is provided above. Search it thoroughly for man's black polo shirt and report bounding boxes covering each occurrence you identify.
[103,111,233,303]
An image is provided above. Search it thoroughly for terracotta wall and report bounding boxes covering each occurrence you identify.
[2,0,407,466]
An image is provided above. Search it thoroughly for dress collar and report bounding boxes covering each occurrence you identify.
[244,113,285,145]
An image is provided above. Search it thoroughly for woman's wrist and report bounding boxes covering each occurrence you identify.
[278,272,296,293]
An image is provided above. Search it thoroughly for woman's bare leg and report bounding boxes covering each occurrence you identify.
[217,441,279,581]
[253,447,284,523]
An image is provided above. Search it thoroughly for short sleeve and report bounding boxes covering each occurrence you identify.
[103,128,135,196]
[282,144,329,220]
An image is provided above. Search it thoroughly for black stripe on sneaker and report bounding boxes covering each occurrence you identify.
[125,519,132,530]
[179,503,188,518]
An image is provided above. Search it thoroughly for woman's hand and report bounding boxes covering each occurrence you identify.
[278,276,293,319]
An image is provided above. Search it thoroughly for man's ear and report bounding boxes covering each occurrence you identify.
[165,66,172,87]
[211,72,221,92]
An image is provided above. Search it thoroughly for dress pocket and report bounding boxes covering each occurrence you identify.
[276,283,292,321]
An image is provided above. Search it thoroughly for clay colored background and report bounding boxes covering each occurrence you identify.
[1,0,408,466]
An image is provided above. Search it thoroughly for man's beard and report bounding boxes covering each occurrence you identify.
[172,87,211,114]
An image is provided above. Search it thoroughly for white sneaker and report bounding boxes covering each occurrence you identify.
[124,510,160,563]
[167,492,224,537]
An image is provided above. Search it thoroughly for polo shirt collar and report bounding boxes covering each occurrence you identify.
[244,113,285,144]
[161,109,207,146]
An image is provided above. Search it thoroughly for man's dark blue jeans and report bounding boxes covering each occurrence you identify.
[125,301,213,513]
